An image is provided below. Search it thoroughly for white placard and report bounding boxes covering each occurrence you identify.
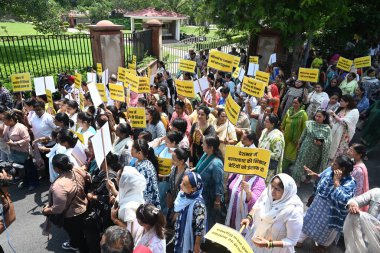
[269,53,277,65]
[87,72,97,83]
[34,77,46,96]
[102,69,109,85]
[87,82,103,107]
[101,122,112,155]
[45,76,56,93]
[248,63,259,76]
[238,68,246,82]
[92,130,104,168]
[194,80,201,94]
[92,122,113,168]
[198,76,209,91]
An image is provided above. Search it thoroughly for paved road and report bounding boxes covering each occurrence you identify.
[1,132,378,252]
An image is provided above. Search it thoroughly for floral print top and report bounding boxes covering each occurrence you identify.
[135,159,161,209]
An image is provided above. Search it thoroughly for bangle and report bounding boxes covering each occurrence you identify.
[270,240,274,248]
[267,241,271,248]
[246,214,253,221]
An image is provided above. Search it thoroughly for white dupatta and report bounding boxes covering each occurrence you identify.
[251,173,303,238]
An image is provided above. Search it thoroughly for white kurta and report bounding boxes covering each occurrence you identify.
[245,206,304,253]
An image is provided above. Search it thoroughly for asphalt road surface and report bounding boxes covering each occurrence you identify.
[1,133,378,253]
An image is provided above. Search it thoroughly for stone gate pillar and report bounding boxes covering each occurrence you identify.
[88,20,124,77]
[143,19,163,61]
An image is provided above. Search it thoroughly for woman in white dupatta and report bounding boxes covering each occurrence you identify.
[241,173,303,253]
[112,123,133,166]
[109,166,146,244]
[328,95,359,162]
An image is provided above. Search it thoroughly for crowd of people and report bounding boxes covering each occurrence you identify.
[0,46,379,253]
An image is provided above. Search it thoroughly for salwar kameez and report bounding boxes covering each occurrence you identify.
[281,108,308,169]
[301,167,356,247]
[329,109,359,161]
[258,128,285,182]
[361,100,380,149]
[292,121,331,184]
[225,174,265,230]
[194,154,224,230]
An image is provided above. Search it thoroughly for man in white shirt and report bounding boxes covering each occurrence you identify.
[29,101,56,140]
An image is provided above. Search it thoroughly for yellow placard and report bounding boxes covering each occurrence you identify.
[117,67,126,83]
[233,56,240,68]
[76,132,85,144]
[147,67,152,79]
[45,89,54,108]
[242,77,265,98]
[128,107,146,128]
[255,70,270,85]
[354,56,371,68]
[179,59,197,73]
[11,73,32,92]
[224,146,271,178]
[79,92,84,110]
[109,83,125,102]
[126,68,137,75]
[96,63,102,75]
[125,72,139,91]
[205,223,253,253]
[337,56,353,72]
[129,55,137,70]
[232,67,240,79]
[249,56,259,64]
[175,79,195,98]
[225,94,240,125]
[96,83,107,102]
[208,50,235,73]
[74,73,82,90]
[298,68,320,83]
[138,77,150,94]
[157,157,172,175]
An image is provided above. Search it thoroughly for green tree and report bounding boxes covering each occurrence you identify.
[200,0,350,71]
[313,0,380,59]
[1,0,66,34]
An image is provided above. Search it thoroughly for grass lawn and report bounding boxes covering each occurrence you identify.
[180,26,219,38]
[0,22,43,36]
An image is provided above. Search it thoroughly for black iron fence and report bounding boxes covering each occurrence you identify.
[162,36,241,74]
[124,30,153,67]
[0,34,93,79]
[0,30,153,80]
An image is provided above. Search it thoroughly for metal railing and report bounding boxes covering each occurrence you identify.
[162,36,238,74]
[124,30,153,67]
[0,34,93,79]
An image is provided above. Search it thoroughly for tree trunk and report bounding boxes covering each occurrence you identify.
[291,33,304,72]
[246,29,256,71]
